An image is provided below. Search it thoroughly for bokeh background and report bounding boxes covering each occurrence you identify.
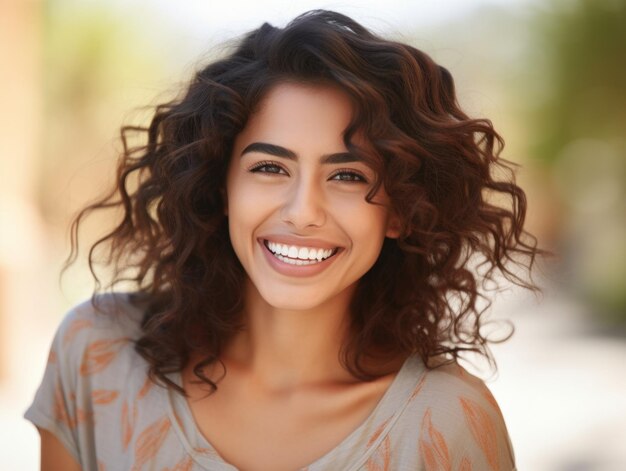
[1,0,625,469]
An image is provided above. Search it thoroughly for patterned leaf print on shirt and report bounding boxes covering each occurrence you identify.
[80,337,128,375]
[164,456,194,471]
[172,409,185,432]
[418,408,451,471]
[194,447,219,458]
[63,318,94,346]
[365,435,391,471]
[47,349,57,365]
[459,397,499,471]
[122,400,138,451]
[53,381,92,429]
[92,389,120,405]
[136,376,153,400]
[480,387,501,412]
[75,407,93,426]
[53,381,73,429]
[131,416,171,470]
[408,374,427,402]
[366,417,392,448]
[458,456,472,471]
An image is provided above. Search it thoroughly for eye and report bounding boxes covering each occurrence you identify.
[329,169,368,183]
[248,160,288,175]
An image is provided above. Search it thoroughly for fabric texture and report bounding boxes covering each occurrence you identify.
[25,294,517,470]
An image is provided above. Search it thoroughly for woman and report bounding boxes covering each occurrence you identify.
[26,10,539,470]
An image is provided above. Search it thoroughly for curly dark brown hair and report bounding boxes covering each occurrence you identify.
[68,10,542,394]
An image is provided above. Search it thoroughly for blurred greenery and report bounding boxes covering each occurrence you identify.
[526,0,626,324]
[529,0,626,164]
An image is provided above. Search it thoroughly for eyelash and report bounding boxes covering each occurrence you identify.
[329,169,368,183]
[248,161,368,183]
[249,161,287,175]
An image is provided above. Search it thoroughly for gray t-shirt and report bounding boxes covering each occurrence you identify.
[25,293,516,470]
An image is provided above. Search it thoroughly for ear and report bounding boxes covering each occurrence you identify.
[385,211,401,239]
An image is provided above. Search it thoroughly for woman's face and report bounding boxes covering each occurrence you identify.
[225,82,399,311]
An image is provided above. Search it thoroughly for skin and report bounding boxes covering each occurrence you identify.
[39,428,81,471]
[181,82,404,470]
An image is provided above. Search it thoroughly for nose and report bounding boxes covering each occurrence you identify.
[280,175,326,229]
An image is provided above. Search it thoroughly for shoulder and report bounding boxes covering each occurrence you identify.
[394,359,516,470]
[52,292,160,428]
[57,292,144,342]
[420,361,505,416]
[54,292,145,355]
[51,292,147,383]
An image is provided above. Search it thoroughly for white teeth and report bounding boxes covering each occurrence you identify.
[265,241,337,263]
[275,254,319,265]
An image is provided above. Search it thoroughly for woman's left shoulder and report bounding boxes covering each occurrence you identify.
[392,359,517,470]
[420,361,507,415]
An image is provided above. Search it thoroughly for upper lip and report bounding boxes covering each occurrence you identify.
[259,235,342,250]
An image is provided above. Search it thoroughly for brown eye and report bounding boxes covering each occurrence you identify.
[249,161,288,175]
[330,170,368,183]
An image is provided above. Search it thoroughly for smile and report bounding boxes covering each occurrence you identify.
[263,240,339,265]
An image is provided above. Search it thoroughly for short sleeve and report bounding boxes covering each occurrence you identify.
[23,294,184,470]
[24,306,85,464]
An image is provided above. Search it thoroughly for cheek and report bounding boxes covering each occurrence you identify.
[226,180,253,254]
[226,178,281,255]
[343,199,391,232]
[227,174,261,222]
[342,203,391,255]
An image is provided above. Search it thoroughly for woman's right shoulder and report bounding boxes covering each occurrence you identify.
[57,292,146,344]
[49,292,148,376]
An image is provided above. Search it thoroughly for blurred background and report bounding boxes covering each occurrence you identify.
[1,0,625,469]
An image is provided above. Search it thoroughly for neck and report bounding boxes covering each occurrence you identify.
[222,278,357,392]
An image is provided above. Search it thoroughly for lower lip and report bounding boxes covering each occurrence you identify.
[259,240,340,278]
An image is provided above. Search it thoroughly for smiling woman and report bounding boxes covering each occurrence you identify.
[226,84,399,311]
[25,9,540,471]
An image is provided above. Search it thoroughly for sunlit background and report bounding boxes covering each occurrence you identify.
[1,0,625,469]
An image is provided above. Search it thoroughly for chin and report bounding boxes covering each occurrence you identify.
[257,286,334,312]
[264,296,325,312]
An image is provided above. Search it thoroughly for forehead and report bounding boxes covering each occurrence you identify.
[237,82,355,144]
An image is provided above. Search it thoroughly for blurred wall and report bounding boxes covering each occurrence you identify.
[0,0,47,381]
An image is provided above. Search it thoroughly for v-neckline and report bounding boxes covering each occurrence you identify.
[165,354,425,470]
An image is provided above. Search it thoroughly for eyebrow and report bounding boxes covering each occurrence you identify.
[240,142,363,164]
